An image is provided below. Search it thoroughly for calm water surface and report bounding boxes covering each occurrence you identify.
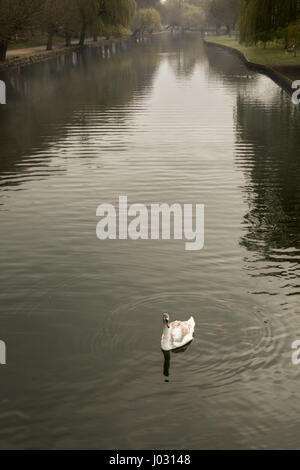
[0,34,300,449]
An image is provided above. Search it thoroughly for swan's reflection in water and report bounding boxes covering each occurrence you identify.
[162,341,193,381]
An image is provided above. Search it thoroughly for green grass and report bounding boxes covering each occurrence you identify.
[205,35,300,69]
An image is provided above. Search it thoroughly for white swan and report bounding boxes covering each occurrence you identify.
[161,313,195,352]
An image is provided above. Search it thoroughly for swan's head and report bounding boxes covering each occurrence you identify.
[163,313,170,328]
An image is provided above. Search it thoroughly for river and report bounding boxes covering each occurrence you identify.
[0,33,300,450]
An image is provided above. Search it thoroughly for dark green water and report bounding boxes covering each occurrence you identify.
[0,34,300,450]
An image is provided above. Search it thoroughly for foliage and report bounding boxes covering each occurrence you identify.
[41,0,81,50]
[0,0,43,60]
[162,0,206,31]
[280,22,300,55]
[182,3,205,30]
[286,22,300,46]
[0,1,40,45]
[239,0,299,46]
[133,7,162,34]
[161,0,182,29]
[100,0,136,28]
[101,24,132,38]
[136,0,161,9]
[207,0,239,33]
[0,0,139,60]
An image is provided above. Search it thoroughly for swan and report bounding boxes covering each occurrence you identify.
[161,313,195,352]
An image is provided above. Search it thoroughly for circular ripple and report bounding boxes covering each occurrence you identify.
[10,280,286,392]
[90,290,281,390]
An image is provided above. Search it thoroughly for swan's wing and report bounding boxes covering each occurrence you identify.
[188,316,195,330]
[170,320,194,348]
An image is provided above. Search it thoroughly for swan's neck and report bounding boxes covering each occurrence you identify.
[162,323,171,351]
[163,324,171,337]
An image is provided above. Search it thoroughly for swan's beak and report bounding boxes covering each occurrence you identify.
[165,320,170,328]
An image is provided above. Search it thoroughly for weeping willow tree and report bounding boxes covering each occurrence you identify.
[133,7,161,37]
[77,0,136,45]
[76,0,100,46]
[239,0,299,45]
[99,0,136,36]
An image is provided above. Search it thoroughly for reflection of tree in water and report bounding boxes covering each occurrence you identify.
[0,39,161,185]
[204,43,258,89]
[235,92,300,260]
[205,41,300,261]
[164,32,206,78]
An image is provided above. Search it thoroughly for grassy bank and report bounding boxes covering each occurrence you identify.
[8,35,64,52]
[205,36,300,81]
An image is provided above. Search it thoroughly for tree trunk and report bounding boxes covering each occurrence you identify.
[0,40,8,62]
[79,24,86,47]
[65,32,72,47]
[47,33,53,51]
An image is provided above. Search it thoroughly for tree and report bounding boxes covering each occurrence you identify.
[41,0,80,50]
[162,0,183,30]
[284,22,300,56]
[0,0,41,61]
[182,3,205,31]
[100,0,136,27]
[162,0,206,32]
[136,0,161,9]
[207,0,239,35]
[0,0,138,59]
[99,0,137,40]
[222,0,239,35]
[239,0,299,46]
[76,0,100,46]
[133,7,162,36]
[61,0,81,47]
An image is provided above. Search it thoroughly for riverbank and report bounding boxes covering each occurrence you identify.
[204,36,300,94]
[0,31,171,72]
[0,44,81,71]
[0,36,130,71]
